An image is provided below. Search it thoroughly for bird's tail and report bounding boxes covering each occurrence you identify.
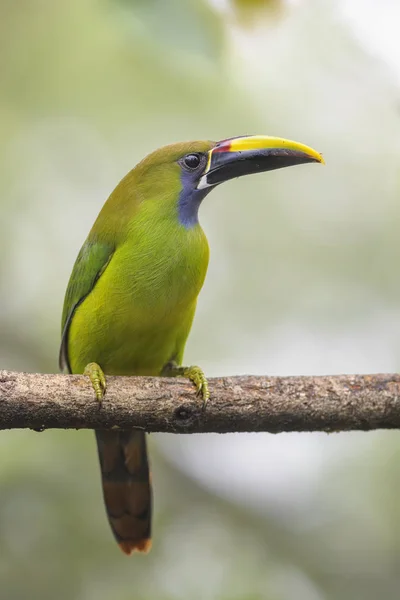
[95,429,152,554]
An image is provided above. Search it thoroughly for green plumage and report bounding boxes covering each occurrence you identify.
[60,141,213,554]
[60,135,323,553]
[61,141,212,377]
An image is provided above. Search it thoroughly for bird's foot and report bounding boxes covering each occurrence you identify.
[84,362,106,403]
[184,366,209,408]
[163,362,209,409]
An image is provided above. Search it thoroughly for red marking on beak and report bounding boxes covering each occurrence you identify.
[213,141,232,153]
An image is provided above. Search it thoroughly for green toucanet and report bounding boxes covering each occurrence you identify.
[60,135,324,554]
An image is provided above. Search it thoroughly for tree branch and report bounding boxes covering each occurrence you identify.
[1,370,400,433]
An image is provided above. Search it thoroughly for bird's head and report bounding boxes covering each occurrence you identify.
[130,135,324,228]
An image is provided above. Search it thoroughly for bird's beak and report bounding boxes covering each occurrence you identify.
[197,135,325,189]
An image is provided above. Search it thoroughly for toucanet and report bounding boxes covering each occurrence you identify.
[60,135,324,554]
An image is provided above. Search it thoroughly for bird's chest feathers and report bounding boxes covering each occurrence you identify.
[107,224,209,321]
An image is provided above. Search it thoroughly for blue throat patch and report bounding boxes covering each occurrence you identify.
[178,170,212,228]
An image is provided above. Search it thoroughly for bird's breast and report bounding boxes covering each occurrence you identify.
[68,224,209,375]
[115,225,209,316]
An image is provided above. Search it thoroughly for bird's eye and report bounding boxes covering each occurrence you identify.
[183,153,201,170]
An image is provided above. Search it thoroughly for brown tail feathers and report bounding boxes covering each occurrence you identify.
[95,429,152,554]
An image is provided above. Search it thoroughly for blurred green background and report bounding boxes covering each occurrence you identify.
[1,0,400,598]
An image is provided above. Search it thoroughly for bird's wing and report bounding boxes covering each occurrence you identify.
[59,239,114,372]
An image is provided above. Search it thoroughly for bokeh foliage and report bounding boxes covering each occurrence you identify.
[1,0,400,598]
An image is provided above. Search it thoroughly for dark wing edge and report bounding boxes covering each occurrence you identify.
[59,240,114,373]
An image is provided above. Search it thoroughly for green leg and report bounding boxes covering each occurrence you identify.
[162,361,209,408]
[84,362,106,402]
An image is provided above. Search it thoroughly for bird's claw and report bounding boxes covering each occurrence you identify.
[84,362,106,403]
[184,366,210,409]
[162,362,210,409]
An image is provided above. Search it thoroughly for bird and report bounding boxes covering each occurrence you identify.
[60,135,324,555]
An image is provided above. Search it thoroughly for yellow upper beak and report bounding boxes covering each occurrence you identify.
[197,135,324,189]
